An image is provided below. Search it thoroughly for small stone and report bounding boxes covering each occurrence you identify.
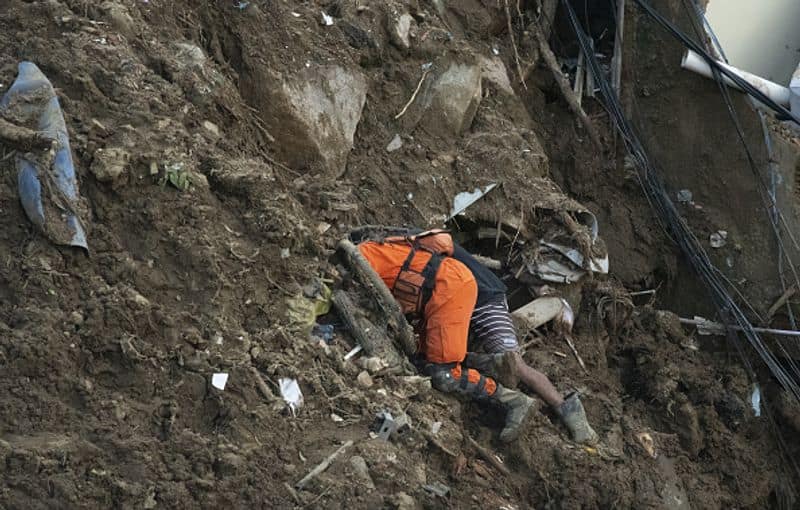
[202,120,220,137]
[389,13,414,49]
[676,189,693,203]
[386,134,403,152]
[357,371,373,388]
[389,492,416,510]
[69,311,84,326]
[360,356,386,373]
[349,455,375,489]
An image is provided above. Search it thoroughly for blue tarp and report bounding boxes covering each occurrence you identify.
[0,62,88,249]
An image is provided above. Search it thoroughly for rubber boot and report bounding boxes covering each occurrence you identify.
[490,385,536,443]
[558,392,598,445]
[463,351,520,388]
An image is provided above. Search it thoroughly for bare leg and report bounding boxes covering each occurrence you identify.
[513,353,564,408]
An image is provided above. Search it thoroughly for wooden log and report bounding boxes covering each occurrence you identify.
[574,49,586,105]
[337,240,416,356]
[532,25,603,149]
[331,290,379,355]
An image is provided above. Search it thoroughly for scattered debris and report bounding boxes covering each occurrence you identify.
[312,323,335,343]
[373,410,411,440]
[430,421,442,434]
[330,413,344,423]
[449,183,498,219]
[286,281,332,334]
[386,134,403,152]
[709,230,728,248]
[636,432,657,459]
[389,13,414,50]
[279,378,304,416]
[211,373,229,390]
[295,440,354,490]
[512,296,569,330]
[359,356,387,373]
[320,11,334,26]
[423,481,451,498]
[676,189,693,203]
[356,370,374,388]
[160,162,191,191]
[751,385,762,417]
[344,345,363,361]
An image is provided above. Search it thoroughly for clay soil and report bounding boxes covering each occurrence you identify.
[0,1,798,508]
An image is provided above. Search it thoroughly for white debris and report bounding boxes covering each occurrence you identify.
[281,247,291,259]
[676,189,693,203]
[211,373,229,390]
[279,378,304,415]
[430,421,442,434]
[710,230,728,248]
[320,11,334,26]
[330,413,344,423]
[448,183,497,219]
[751,385,762,417]
[386,134,403,152]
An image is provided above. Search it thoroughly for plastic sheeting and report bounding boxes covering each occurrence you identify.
[0,62,88,249]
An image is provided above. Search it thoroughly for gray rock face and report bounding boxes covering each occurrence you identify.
[389,13,414,50]
[246,65,367,175]
[421,62,482,137]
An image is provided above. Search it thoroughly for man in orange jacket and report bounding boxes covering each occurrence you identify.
[354,227,596,444]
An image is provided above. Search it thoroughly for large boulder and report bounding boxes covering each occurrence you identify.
[244,64,367,175]
[420,62,482,138]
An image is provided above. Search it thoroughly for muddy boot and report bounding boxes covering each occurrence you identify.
[490,385,536,443]
[558,392,598,445]
[463,352,520,388]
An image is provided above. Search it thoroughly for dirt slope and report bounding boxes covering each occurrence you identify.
[0,1,797,508]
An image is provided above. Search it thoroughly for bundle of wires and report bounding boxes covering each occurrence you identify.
[558,0,800,487]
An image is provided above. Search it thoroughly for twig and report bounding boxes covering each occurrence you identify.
[531,23,603,149]
[503,0,527,90]
[249,366,278,402]
[395,69,430,119]
[283,482,301,505]
[564,334,588,373]
[767,285,797,321]
[467,436,510,476]
[422,430,458,457]
[295,440,354,490]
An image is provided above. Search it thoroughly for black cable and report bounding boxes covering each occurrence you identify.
[559,0,800,405]
[630,0,800,125]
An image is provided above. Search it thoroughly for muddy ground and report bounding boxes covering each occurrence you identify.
[0,0,798,508]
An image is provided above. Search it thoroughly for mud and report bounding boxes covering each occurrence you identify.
[0,0,797,508]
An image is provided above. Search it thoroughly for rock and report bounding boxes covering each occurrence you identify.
[386,134,403,152]
[349,455,375,489]
[357,370,374,388]
[90,147,130,187]
[360,356,387,373]
[421,62,482,137]
[389,13,414,50]
[388,492,417,510]
[100,1,135,38]
[173,43,207,70]
[243,65,367,175]
[202,120,220,137]
[479,56,514,95]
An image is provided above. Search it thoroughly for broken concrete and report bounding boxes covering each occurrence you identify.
[420,62,482,138]
[244,65,367,175]
[389,13,415,50]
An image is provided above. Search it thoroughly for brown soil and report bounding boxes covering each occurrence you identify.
[0,0,797,508]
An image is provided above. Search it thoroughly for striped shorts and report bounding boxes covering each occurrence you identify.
[468,295,520,353]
